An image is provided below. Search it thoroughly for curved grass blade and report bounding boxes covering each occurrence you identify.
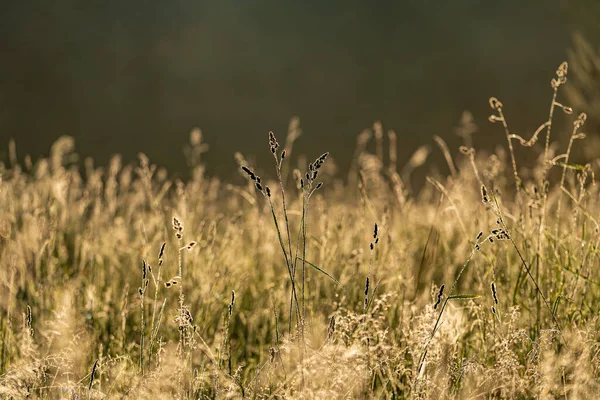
[295,257,340,285]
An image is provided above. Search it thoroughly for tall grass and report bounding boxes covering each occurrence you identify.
[0,62,600,399]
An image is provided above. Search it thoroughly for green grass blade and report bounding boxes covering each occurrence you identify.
[447,294,481,300]
[295,257,340,285]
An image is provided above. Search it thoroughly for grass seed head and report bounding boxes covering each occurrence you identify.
[269,131,279,153]
[158,242,166,265]
[434,284,445,310]
[491,282,499,305]
[481,185,489,203]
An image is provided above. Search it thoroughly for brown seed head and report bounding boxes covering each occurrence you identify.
[434,284,445,310]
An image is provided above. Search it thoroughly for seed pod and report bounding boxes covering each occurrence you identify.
[327,316,336,339]
[158,242,166,266]
[434,284,445,310]
[491,282,498,305]
[481,185,489,203]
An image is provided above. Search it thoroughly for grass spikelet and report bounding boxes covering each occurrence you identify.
[433,284,445,310]
[89,359,98,391]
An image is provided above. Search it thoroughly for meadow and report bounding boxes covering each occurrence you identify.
[1,62,599,399]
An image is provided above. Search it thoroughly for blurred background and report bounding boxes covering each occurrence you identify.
[1,0,599,179]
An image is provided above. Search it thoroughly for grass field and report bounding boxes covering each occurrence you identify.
[1,62,600,399]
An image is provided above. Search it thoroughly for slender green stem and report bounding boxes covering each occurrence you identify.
[301,193,307,329]
[178,237,184,355]
[491,194,561,330]
[267,198,300,327]
[140,286,145,375]
[271,151,300,335]
[497,108,521,193]
[414,247,477,389]
[555,122,582,237]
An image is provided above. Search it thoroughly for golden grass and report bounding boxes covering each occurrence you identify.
[1,62,600,399]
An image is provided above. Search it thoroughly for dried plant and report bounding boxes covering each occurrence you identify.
[0,61,599,399]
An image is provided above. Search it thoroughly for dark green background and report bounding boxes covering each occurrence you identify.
[0,0,597,178]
